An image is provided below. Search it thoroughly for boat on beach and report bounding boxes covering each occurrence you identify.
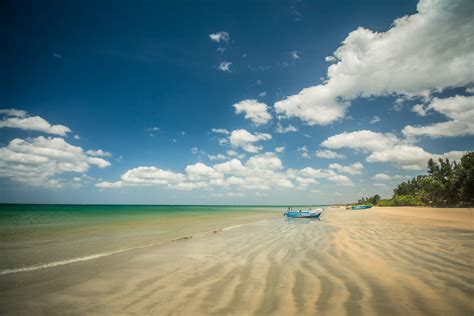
[284,209,324,218]
[352,205,372,210]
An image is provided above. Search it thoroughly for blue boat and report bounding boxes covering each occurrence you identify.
[351,205,372,210]
[284,209,323,218]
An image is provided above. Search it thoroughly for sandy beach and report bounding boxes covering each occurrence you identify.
[0,206,473,315]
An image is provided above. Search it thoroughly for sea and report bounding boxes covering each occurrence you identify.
[0,204,324,275]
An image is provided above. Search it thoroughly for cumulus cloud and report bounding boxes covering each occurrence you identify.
[274,0,474,125]
[275,123,297,133]
[229,129,271,153]
[97,153,292,191]
[403,95,474,138]
[0,136,110,187]
[329,162,364,175]
[218,61,232,72]
[322,129,468,170]
[0,109,71,136]
[233,99,272,125]
[0,109,27,117]
[97,149,358,192]
[373,173,391,180]
[315,149,346,159]
[226,150,245,159]
[246,152,282,170]
[275,146,285,153]
[321,130,399,152]
[209,32,230,43]
[366,145,466,170]
[208,154,226,161]
[288,167,353,186]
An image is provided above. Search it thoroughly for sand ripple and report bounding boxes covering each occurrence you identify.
[0,207,473,315]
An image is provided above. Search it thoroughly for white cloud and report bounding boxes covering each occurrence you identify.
[403,95,474,138]
[259,91,267,97]
[229,129,271,153]
[290,50,301,60]
[0,109,27,117]
[295,177,317,187]
[97,166,186,189]
[274,0,474,125]
[288,167,353,186]
[86,149,112,157]
[0,109,71,136]
[275,122,298,133]
[211,128,230,135]
[412,104,429,117]
[315,149,346,159]
[226,150,245,159]
[74,135,81,140]
[321,130,399,152]
[97,150,361,193]
[233,99,272,125]
[175,181,209,191]
[373,173,392,180]
[327,174,354,186]
[329,162,364,175]
[366,145,466,170]
[213,159,246,174]
[191,147,205,156]
[209,32,230,43]
[208,154,226,161]
[123,166,184,184]
[98,153,292,191]
[186,162,222,181]
[246,152,282,170]
[321,129,468,170]
[275,146,285,153]
[370,116,381,124]
[0,136,110,187]
[325,56,336,62]
[218,61,232,72]
[297,146,310,158]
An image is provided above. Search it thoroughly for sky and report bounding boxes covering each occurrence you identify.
[0,0,473,204]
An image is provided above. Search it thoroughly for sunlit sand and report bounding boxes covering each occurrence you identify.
[1,206,472,315]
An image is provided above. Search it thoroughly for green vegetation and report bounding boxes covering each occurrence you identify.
[378,195,424,206]
[361,152,473,207]
[357,194,380,206]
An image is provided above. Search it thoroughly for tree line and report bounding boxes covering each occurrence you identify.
[357,152,473,207]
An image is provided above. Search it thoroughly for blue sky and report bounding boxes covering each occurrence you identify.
[1,0,473,204]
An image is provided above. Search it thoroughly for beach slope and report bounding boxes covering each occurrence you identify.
[0,207,472,315]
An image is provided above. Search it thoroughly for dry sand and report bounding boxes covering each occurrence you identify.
[0,207,473,315]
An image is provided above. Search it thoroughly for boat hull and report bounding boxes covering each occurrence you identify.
[284,210,323,218]
[352,205,372,210]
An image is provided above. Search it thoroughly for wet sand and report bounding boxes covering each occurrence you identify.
[0,207,473,315]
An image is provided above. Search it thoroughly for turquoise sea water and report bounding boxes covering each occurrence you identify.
[0,204,325,274]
